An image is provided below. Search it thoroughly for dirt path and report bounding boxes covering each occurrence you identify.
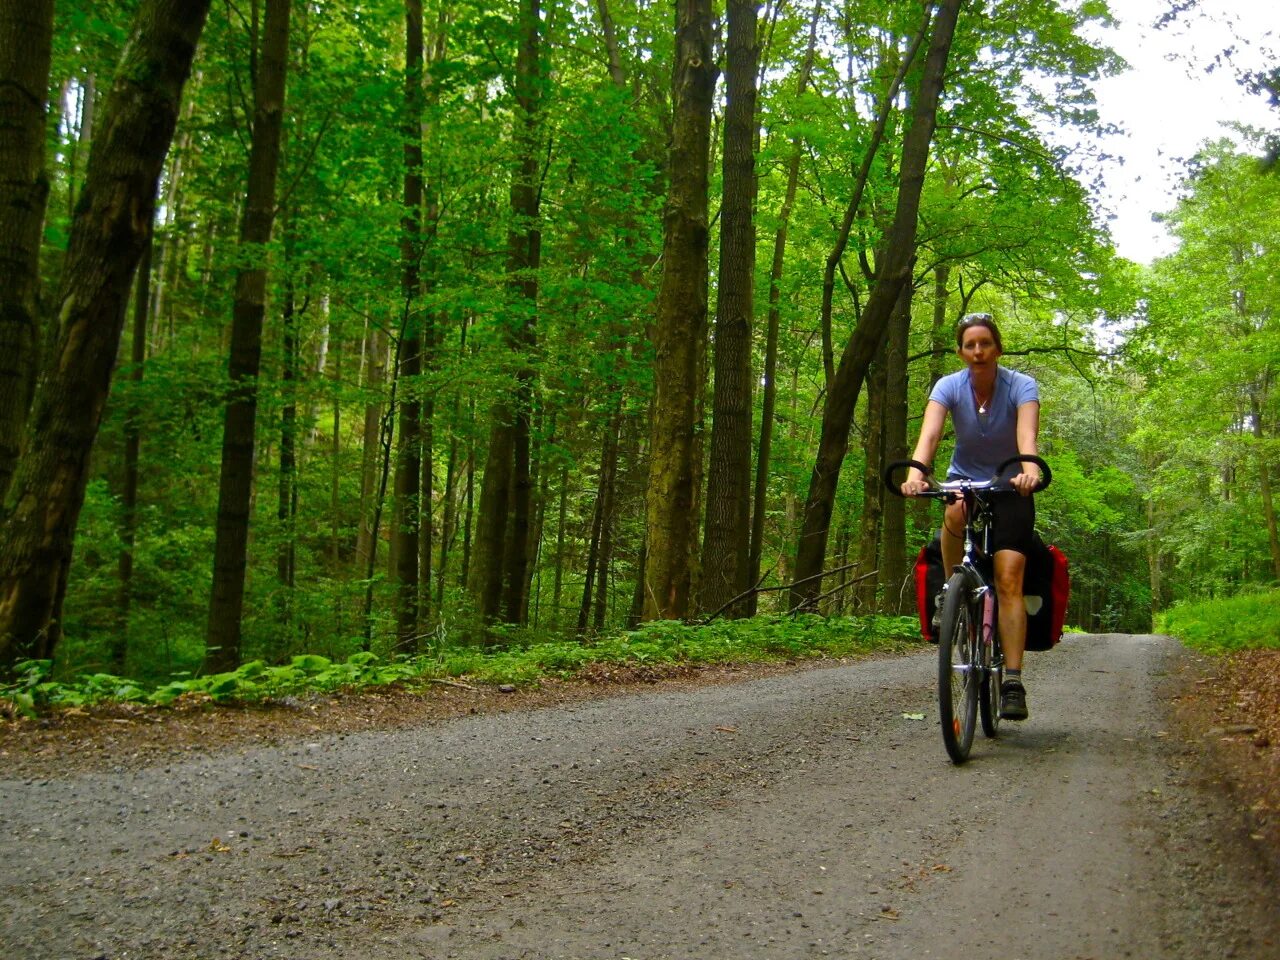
[3,634,1277,960]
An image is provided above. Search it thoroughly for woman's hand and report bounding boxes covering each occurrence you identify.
[1010,469,1040,496]
[901,474,931,497]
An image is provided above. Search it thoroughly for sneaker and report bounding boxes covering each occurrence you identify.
[1000,680,1029,721]
[931,588,945,631]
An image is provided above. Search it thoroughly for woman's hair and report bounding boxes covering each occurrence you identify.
[956,312,1003,351]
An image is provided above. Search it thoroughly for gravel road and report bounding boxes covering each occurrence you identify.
[4,633,1278,960]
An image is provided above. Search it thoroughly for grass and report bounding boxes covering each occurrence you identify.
[2,614,922,717]
[1157,588,1280,655]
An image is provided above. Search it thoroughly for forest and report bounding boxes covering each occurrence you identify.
[1,0,1277,687]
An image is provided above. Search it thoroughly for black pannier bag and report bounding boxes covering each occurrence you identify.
[913,532,1069,650]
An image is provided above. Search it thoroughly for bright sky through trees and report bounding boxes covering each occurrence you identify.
[1088,0,1278,263]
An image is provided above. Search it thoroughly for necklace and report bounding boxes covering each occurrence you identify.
[972,380,994,414]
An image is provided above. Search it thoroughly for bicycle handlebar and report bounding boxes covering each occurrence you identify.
[882,454,1052,497]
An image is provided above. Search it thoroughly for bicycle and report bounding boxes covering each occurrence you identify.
[884,454,1052,764]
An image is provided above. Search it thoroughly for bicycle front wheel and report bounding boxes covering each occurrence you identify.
[979,590,1002,738]
[938,572,979,764]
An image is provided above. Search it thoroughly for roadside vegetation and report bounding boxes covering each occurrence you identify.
[1,615,919,717]
[1159,589,1280,655]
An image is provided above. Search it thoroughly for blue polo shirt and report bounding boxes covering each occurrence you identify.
[929,366,1039,481]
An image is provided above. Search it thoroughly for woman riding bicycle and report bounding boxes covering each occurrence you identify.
[900,312,1041,721]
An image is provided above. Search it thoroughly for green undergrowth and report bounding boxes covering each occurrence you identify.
[1158,588,1280,655]
[2,614,920,718]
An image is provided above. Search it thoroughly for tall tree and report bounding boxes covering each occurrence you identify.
[393,0,426,650]
[116,233,153,673]
[205,0,292,673]
[1135,140,1280,591]
[0,0,213,672]
[748,0,821,615]
[0,0,54,501]
[790,0,963,610]
[700,0,760,616]
[468,0,543,628]
[642,0,716,621]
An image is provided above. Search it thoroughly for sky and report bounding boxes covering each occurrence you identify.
[1082,0,1279,263]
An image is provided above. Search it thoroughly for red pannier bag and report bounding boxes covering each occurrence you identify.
[913,533,1069,649]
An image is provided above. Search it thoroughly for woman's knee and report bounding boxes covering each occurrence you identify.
[994,553,1025,596]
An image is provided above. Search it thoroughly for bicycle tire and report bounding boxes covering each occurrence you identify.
[937,571,979,763]
[979,590,1001,738]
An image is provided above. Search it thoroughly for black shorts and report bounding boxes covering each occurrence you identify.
[988,492,1036,556]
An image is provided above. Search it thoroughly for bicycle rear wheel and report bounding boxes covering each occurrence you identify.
[937,572,979,764]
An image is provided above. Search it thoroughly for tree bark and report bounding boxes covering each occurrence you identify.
[435,314,469,613]
[277,246,299,603]
[205,0,291,674]
[579,416,621,635]
[700,0,759,617]
[790,0,963,611]
[880,279,912,613]
[469,0,542,630]
[0,0,54,502]
[854,353,886,610]
[0,0,213,673]
[116,232,153,673]
[748,1,820,615]
[392,0,425,652]
[642,0,716,622]
[356,322,388,568]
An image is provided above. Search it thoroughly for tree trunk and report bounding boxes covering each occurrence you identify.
[578,416,621,635]
[435,315,468,613]
[880,279,912,613]
[789,0,962,611]
[416,14,448,634]
[592,436,618,633]
[329,319,342,569]
[277,257,299,600]
[748,1,820,615]
[0,0,54,502]
[116,232,153,673]
[0,0,212,673]
[461,422,475,591]
[854,353,886,611]
[470,0,542,630]
[550,463,568,626]
[700,0,759,618]
[392,0,425,652]
[642,0,716,622]
[205,0,291,674]
[502,0,542,629]
[356,322,387,567]
[504,385,534,624]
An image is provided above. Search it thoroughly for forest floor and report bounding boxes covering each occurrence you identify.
[2,636,1279,959]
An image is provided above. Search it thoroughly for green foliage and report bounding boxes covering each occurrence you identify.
[31,0,1166,684]
[2,617,919,716]
[1124,136,1280,606]
[1158,589,1280,655]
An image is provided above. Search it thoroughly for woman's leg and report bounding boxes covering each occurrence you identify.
[942,499,966,574]
[994,548,1027,671]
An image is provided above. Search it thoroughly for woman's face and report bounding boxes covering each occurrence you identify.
[958,324,1001,368]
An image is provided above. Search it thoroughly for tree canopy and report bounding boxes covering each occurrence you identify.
[0,0,1274,681]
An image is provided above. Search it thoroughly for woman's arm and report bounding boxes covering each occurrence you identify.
[902,400,949,495]
[1010,400,1041,495]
